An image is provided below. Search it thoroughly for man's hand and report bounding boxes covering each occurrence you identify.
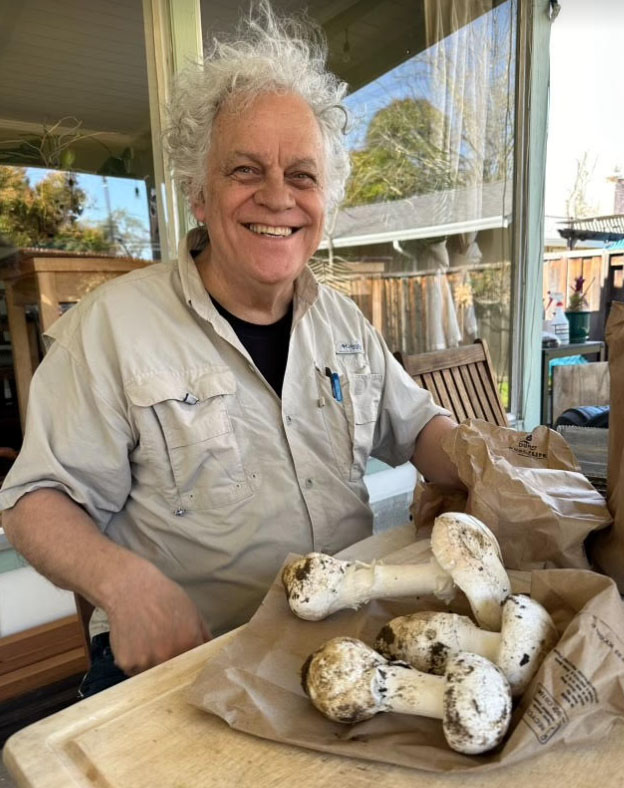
[2,489,212,676]
[106,562,212,675]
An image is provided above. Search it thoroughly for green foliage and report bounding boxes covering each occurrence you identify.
[344,99,457,207]
[346,147,420,204]
[0,166,113,252]
[468,263,511,304]
[567,275,590,311]
[343,11,515,212]
[47,225,113,252]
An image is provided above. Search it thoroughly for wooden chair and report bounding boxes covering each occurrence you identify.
[394,339,508,427]
[74,594,94,667]
[0,615,88,703]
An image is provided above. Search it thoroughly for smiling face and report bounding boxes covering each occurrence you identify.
[192,92,326,308]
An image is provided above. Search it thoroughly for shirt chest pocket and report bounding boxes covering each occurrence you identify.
[316,365,382,481]
[126,370,253,511]
[348,372,383,479]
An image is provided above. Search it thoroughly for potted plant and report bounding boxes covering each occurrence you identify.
[565,275,592,343]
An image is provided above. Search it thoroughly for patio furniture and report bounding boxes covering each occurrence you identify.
[74,595,94,668]
[0,614,87,704]
[540,340,605,426]
[551,361,609,426]
[394,338,508,426]
[0,527,88,702]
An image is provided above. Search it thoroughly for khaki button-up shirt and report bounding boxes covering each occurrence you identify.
[0,233,447,636]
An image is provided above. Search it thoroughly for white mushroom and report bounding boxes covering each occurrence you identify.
[281,552,454,621]
[281,512,510,625]
[374,595,558,696]
[301,636,512,755]
[431,512,511,630]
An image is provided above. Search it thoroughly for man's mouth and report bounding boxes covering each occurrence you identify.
[244,223,299,237]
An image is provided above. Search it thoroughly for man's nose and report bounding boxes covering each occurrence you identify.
[254,174,295,211]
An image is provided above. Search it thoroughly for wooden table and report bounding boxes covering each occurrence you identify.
[1,252,148,427]
[4,526,624,787]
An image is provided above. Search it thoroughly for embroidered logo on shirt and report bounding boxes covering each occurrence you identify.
[335,341,363,354]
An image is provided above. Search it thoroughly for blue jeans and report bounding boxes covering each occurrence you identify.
[78,632,129,699]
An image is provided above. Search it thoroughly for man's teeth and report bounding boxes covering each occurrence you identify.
[247,224,294,237]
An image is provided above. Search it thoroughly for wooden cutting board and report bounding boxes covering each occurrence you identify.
[5,630,624,788]
[4,526,624,787]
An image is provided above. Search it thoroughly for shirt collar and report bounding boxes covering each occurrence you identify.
[177,228,217,322]
[177,229,320,324]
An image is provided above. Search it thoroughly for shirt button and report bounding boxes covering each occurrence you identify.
[286,415,293,425]
[305,478,313,489]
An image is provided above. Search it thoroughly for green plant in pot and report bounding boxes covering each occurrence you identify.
[565,275,592,343]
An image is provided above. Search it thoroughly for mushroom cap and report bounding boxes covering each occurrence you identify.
[301,636,386,723]
[443,652,512,754]
[498,594,559,695]
[281,553,350,621]
[431,513,511,631]
[375,611,478,674]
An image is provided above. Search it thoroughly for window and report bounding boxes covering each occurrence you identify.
[316,0,517,410]
[199,1,517,408]
[0,0,156,260]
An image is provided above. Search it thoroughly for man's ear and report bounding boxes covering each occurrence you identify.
[191,191,206,223]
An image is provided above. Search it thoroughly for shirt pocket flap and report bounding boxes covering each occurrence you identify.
[125,369,237,447]
[125,368,237,407]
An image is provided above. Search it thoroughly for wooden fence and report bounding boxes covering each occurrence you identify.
[542,251,607,312]
[333,250,622,411]
[343,267,511,406]
[346,266,509,352]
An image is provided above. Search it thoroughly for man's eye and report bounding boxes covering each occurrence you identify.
[289,172,316,184]
[232,166,258,177]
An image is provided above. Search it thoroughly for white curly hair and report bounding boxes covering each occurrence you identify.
[163,1,351,214]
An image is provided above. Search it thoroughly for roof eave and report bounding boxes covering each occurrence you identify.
[319,214,511,250]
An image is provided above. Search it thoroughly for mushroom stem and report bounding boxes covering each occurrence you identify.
[375,596,559,696]
[357,560,454,604]
[282,513,510,624]
[302,637,512,754]
[379,665,445,718]
[458,627,500,663]
[282,553,454,621]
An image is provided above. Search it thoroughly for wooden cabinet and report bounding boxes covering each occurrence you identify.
[0,252,148,427]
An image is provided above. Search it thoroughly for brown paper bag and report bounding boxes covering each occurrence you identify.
[411,420,611,570]
[588,302,624,588]
[189,543,624,773]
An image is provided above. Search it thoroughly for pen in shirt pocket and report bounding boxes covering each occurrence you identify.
[325,367,343,402]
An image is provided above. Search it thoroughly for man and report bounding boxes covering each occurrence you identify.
[0,3,462,693]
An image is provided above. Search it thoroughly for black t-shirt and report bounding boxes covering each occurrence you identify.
[211,296,293,398]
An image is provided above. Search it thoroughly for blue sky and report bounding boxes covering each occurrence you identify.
[344,2,512,151]
[26,167,151,256]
